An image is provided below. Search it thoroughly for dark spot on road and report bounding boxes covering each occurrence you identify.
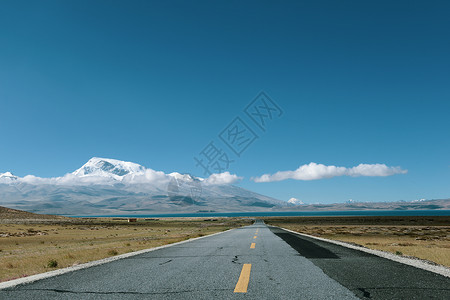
[232,255,238,263]
[270,229,339,259]
[358,287,372,298]
[159,259,172,265]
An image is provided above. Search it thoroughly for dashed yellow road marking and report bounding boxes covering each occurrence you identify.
[250,243,256,249]
[253,235,257,239]
[234,264,252,293]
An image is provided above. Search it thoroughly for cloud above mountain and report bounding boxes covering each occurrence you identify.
[252,162,407,183]
[204,172,242,185]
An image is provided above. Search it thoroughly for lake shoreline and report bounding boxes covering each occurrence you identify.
[70,209,450,218]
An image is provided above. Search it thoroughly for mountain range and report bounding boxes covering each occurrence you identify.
[1,158,448,216]
[0,157,287,215]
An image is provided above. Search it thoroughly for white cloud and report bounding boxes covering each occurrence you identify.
[204,172,242,185]
[253,162,407,182]
[20,175,58,185]
[13,169,171,186]
[12,170,242,186]
[122,169,169,185]
[19,174,114,185]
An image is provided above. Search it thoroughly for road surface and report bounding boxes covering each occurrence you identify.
[1,220,449,299]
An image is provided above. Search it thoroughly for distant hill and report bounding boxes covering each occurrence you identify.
[0,205,68,220]
[279,198,450,211]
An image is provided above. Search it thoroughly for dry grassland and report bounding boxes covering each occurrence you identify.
[0,217,251,282]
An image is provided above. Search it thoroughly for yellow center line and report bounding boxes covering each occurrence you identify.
[250,243,256,249]
[253,235,257,239]
[234,264,252,293]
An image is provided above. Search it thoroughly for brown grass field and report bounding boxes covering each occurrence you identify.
[0,217,252,282]
[264,216,450,268]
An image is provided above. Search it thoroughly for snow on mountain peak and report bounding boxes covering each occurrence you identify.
[72,157,146,179]
[288,197,304,205]
[168,172,202,182]
[0,172,18,180]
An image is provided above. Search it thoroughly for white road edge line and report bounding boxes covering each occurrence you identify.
[277,226,450,278]
[0,228,237,290]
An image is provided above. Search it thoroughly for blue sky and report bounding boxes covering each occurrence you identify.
[1,0,449,203]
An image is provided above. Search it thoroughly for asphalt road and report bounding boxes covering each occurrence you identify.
[1,220,449,299]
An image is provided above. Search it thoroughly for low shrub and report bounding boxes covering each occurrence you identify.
[47,259,58,268]
[107,249,118,256]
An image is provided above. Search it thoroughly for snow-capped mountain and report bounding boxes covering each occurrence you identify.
[0,172,18,183]
[0,157,287,215]
[72,157,146,179]
[288,197,304,205]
